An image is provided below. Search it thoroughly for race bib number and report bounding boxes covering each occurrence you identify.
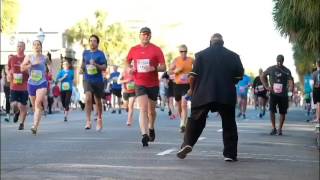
[86,65,98,75]
[31,70,42,82]
[126,81,135,90]
[13,73,23,84]
[257,85,265,92]
[62,82,70,91]
[273,83,283,93]
[180,74,189,84]
[137,59,150,73]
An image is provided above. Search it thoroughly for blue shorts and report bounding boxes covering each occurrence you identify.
[28,81,48,96]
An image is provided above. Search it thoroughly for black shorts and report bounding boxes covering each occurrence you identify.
[10,90,28,105]
[313,87,320,104]
[269,94,289,114]
[135,85,159,101]
[167,81,174,97]
[305,98,311,104]
[83,81,104,98]
[257,93,268,100]
[123,92,135,101]
[111,89,122,98]
[174,84,189,101]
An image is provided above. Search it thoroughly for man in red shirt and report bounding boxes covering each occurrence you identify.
[7,41,29,130]
[126,27,166,147]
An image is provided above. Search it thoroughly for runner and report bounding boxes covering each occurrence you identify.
[253,68,268,118]
[7,42,29,130]
[110,65,122,114]
[80,34,107,131]
[169,44,193,132]
[56,60,74,122]
[312,60,320,123]
[3,65,11,122]
[303,73,313,117]
[21,40,50,135]
[236,73,251,119]
[159,73,168,112]
[261,54,294,135]
[162,71,176,119]
[118,65,136,126]
[126,27,166,146]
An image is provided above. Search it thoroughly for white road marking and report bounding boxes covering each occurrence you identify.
[157,148,177,156]
[217,129,223,132]
[198,137,206,141]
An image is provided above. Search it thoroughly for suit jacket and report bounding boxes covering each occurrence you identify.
[191,45,244,108]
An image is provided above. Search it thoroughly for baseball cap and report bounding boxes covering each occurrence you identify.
[140,27,151,34]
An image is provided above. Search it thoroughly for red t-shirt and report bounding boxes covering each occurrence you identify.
[127,43,165,87]
[53,85,61,97]
[8,55,28,91]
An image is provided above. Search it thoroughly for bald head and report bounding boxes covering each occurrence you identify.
[210,33,224,47]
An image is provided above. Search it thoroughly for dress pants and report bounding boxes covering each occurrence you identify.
[182,102,238,159]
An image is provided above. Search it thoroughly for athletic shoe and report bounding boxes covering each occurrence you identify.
[13,111,20,123]
[270,128,277,135]
[149,129,155,142]
[141,134,149,147]
[180,126,186,133]
[18,123,24,130]
[177,145,192,159]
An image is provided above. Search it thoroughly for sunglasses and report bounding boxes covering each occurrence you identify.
[180,51,187,53]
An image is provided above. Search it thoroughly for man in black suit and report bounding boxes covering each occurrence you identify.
[177,33,244,162]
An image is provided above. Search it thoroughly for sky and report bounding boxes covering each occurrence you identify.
[14,0,296,79]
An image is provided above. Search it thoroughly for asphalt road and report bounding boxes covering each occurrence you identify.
[1,106,319,180]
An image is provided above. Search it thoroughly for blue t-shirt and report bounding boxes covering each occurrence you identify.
[109,71,122,90]
[237,74,251,95]
[304,74,312,94]
[56,69,74,91]
[83,50,107,83]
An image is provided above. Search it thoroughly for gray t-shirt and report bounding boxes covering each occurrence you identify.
[312,69,320,88]
[264,65,293,97]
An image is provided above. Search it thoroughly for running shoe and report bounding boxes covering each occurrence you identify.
[237,112,242,118]
[149,129,155,142]
[31,126,37,135]
[18,123,24,130]
[224,157,238,162]
[270,128,277,135]
[180,126,186,133]
[277,129,283,136]
[64,117,67,122]
[177,145,192,159]
[13,111,20,123]
[141,134,149,147]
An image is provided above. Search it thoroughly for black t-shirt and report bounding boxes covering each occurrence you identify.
[264,65,292,97]
[162,71,174,88]
[252,76,267,95]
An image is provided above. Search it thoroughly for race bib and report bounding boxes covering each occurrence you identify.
[13,73,23,84]
[31,70,42,82]
[137,59,150,73]
[239,86,246,93]
[62,82,70,91]
[273,83,283,93]
[112,76,118,83]
[86,65,98,75]
[257,85,265,92]
[180,73,189,84]
[126,81,135,90]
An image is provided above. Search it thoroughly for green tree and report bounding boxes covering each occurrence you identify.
[1,0,20,33]
[273,0,320,86]
[65,10,136,66]
[273,0,320,54]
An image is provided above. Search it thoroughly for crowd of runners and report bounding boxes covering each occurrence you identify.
[1,27,319,161]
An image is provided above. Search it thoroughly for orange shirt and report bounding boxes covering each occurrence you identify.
[174,57,193,84]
